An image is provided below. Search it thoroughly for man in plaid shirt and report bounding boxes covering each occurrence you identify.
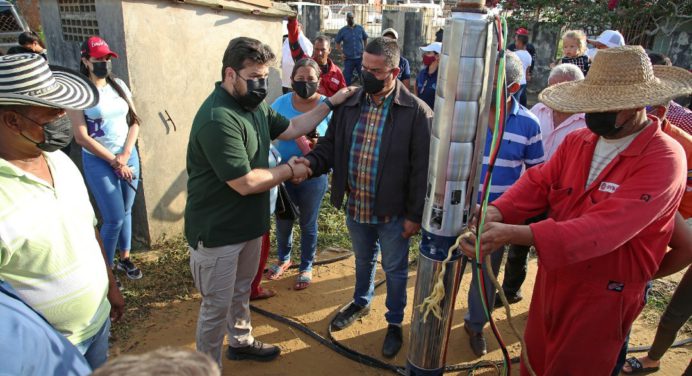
[300,37,432,358]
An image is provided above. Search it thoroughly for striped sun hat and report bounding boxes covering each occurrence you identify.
[0,53,98,110]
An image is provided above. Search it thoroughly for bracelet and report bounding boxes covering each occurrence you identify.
[323,98,335,111]
[286,163,295,178]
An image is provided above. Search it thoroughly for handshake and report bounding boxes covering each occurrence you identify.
[287,156,312,184]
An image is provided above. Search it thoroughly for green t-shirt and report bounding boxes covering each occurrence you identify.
[185,83,290,248]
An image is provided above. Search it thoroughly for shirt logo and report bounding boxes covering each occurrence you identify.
[599,182,619,193]
[331,77,340,84]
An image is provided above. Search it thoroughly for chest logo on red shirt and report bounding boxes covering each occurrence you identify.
[331,77,340,84]
[599,181,619,193]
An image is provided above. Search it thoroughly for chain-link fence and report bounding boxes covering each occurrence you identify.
[0,3,29,51]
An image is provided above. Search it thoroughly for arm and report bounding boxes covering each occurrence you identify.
[654,212,692,279]
[304,109,338,177]
[68,110,119,165]
[277,86,355,140]
[227,161,309,196]
[95,228,124,323]
[288,18,309,61]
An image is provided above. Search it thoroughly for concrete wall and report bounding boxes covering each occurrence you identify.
[525,22,560,96]
[651,21,692,70]
[120,0,284,243]
[382,10,424,76]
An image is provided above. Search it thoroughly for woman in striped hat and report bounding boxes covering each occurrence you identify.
[68,36,143,282]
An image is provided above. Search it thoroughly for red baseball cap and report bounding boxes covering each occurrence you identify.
[515,27,529,36]
[80,36,119,59]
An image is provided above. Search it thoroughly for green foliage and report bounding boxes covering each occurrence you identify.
[503,0,692,42]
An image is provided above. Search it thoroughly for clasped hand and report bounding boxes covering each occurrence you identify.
[288,156,312,184]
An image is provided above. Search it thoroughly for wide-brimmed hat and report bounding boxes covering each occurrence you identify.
[0,53,99,110]
[539,46,692,113]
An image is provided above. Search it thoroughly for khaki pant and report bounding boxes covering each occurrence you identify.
[189,238,262,367]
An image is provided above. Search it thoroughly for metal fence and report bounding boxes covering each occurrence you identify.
[304,0,447,43]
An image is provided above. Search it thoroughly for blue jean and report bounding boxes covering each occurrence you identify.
[346,216,410,324]
[75,318,110,370]
[464,247,504,333]
[82,148,140,266]
[343,57,362,85]
[276,174,328,272]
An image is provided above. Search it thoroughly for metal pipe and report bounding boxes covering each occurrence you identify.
[407,2,498,374]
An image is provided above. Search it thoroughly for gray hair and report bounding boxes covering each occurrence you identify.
[548,63,584,85]
[504,50,524,86]
[91,347,220,376]
[365,37,400,70]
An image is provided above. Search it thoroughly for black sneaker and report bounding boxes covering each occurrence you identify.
[226,340,281,362]
[117,258,143,280]
[493,291,523,308]
[331,302,370,331]
[382,324,403,358]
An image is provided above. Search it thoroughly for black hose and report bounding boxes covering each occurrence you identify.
[288,248,353,269]
[250,254,691,375]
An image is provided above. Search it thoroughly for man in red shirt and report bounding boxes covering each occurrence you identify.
[287,17,346,97]
[460,46,691,375]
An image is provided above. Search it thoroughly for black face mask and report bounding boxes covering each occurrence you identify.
[585,111,621,137]
[91,60,112,79]
[361,71,387,95]
[235,77,268,111]
[292,81,318,99]
[17,113,73,152]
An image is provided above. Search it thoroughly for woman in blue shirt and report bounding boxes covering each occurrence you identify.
[68,36,142,281]
[266,58,331,290]
[415,42,441,110]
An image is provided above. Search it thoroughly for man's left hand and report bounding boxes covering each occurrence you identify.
[328,86,358,106]
[458,222,511,259]
[401,220,421,239]
[107,284,125,323]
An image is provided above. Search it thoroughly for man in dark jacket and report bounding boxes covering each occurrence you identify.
[297,37,432,358]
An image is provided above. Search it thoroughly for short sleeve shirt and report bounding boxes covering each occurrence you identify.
[185,83,290,248]
[398,56,411,81]
[336,25,368,60]
[83,78,133,155]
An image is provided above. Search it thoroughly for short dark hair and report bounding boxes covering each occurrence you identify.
[313,35,331,47]
[291,58,320,79]
[648,52,672,66]
[516,34,529,46]
[221,37,276,80]
[364,37,400,70]
[18,31,42,47]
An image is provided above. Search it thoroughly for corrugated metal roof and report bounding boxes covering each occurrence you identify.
[174,0,295,18]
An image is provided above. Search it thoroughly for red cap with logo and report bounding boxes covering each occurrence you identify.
[80,36,119,59]
[515,27,529,36]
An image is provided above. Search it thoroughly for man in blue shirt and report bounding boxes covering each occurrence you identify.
[0,280,92,376]
[463,51,545,358]
[335,12,368,85]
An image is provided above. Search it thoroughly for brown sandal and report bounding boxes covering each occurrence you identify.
[250,287,277,301]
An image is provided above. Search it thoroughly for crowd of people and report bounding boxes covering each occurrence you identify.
[0,14,691,376]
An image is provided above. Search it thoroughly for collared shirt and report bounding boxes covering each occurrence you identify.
[416,65,437,110]
[480,100,545,202]
[398,56,411,81]
[0,151,110,345]
[667,100,692,135]
[0,280,91,375]
[493,117,686,282]
[661,118,692,219]
[186,82,290,248]
[530,102,587,160]
[347,91,394,223]
[318,59,347,97]
[335,24,368,60]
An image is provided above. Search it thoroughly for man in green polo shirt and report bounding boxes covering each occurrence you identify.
[185,37,354,367]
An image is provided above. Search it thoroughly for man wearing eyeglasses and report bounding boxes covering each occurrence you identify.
[296,37,432,358]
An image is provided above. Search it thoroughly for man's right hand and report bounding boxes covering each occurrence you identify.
[288,157,311,184]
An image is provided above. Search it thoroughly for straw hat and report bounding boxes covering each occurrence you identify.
[539,45,692,113]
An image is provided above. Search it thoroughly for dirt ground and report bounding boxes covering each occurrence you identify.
[113,255,691,375]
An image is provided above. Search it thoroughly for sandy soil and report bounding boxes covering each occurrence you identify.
[113,255,691,375]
